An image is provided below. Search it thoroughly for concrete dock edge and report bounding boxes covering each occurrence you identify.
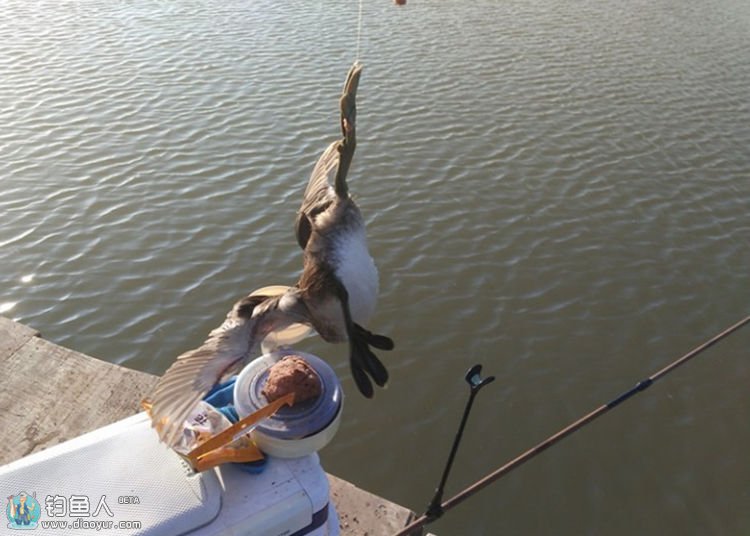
[0,316,422,536]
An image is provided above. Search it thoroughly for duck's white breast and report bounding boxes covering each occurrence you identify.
[333,227,379,324]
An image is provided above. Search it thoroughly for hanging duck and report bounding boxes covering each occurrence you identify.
[147,63,393,446]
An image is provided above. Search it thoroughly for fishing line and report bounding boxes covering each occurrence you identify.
[393,314,750,536]
[355,0,364,61]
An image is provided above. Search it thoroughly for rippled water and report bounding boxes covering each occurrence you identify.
[2,0,750,534]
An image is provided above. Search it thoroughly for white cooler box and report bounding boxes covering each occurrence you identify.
[1,412,339,536]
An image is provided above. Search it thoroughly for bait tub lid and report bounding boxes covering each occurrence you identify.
[233,349,342,440]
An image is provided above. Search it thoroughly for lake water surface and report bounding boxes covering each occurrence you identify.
[2,0,749,534]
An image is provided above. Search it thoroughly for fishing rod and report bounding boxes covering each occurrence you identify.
[394,314,750,536]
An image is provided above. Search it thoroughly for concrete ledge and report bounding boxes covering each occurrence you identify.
[0,316,420,536]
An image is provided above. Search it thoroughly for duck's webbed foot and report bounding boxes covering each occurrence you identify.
[349,323,393,398]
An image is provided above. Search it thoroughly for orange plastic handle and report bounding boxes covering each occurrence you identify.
[193,444,265,472]
[187,392,295,462]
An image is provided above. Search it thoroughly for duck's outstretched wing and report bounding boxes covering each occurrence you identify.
[146,291,308,446]
[295,62,362,250]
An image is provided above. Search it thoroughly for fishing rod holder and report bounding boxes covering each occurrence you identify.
[425,364,495,521]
